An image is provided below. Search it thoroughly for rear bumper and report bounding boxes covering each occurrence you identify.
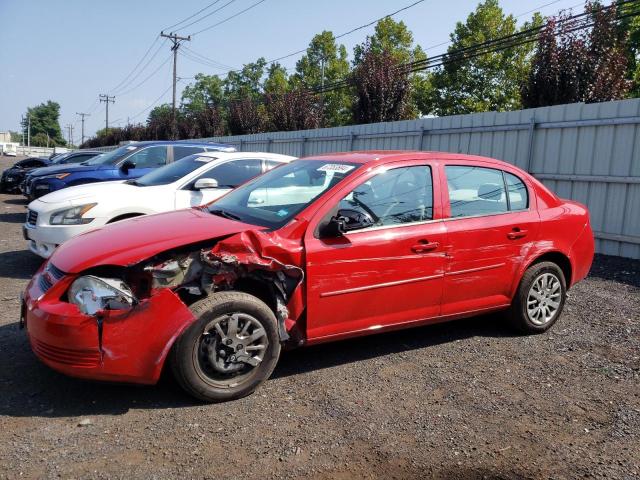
[23,270,197,385]
[569,221,595,286]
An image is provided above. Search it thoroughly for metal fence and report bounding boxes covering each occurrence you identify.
[196,98,640,259]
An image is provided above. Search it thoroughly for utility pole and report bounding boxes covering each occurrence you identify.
[99,94,115,132]
[160,31,191,138]
[66,124,74,147]
[21,115,25,146]
[320,55,326,116]
[27,114,31,148]
[76,112,90,145]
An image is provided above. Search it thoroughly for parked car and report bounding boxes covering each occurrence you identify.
[21,151,594,402]
[24,152,295,258]
[21,141,235,200]
[1,151,103,193]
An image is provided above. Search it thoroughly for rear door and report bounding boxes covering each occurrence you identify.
[441,163,540,315]
[304,160,447,341]
[173,145,206,161]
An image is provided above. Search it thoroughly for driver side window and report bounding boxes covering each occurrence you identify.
[338,165,433,229]
[126,146,168,168]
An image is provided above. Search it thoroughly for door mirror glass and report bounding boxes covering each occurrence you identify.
[194,178,219,190]
[322,208,374,237]
[120,159,136,173]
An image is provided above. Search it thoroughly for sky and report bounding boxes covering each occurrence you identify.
[0,0,587,142]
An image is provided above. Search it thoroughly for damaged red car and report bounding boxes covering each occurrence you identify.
[22,151,594,402]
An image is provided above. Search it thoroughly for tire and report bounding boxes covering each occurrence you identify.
[507,261,567,334]
[170,291,281,402]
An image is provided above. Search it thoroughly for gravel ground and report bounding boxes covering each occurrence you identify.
[0,156,638,480]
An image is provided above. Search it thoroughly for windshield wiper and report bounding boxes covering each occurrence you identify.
[209,209,242,221]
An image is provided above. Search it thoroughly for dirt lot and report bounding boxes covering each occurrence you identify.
[0,156,638,480]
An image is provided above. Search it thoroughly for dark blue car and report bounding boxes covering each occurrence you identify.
[23,141,236,200]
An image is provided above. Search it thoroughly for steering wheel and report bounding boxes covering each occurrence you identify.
[351,194,379,223]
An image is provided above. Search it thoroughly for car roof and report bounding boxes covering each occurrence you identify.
[303,150,517,170]
[192,151,297,160]
[121,140,235,149]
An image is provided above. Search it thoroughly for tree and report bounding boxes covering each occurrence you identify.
[430,0,540,115]
[350,42,412,124]
[181,73,226,113]
[228,99,265,135]
[354,18,432,116]
[264,88,321,131]
[522,2,630,108]
[616,0,640,96]
[146,104,174,140]
[264,63,290,95]
[292,31,351,126]
[22,100,66,145]
[225,58,267,101]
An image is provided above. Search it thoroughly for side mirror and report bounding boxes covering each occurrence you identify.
[194,178,219,190]
[120,159,136,173]
[321,208,374,237]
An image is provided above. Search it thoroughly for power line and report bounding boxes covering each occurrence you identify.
[160,32,191,136]
[182,45,236,69]
[177,0,239,33]
[180,49,233,71]
[108,36,161,94]
[162,0,224,32]
[190,0,269,36]
[116,54,173,97]
[110,38,168,96]
[129,83,175,121]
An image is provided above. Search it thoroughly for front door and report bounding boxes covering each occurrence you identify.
[305,162,447,342]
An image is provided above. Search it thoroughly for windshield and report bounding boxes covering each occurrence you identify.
[83,145,140,166]
[135,155,215,187]
[209,159,361,229]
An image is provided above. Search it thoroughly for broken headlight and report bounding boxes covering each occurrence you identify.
[49,203,97,225]
[68,275,136,315]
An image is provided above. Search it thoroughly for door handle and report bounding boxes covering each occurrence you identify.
[411,240,439,253]
[507,228,528,240]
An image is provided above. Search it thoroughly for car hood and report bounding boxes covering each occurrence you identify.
[36,181,130,204]
[29,162,103,177]
[50,208,262,274]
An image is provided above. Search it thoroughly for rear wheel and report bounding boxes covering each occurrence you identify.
[507,261,567,334]
[170,291,281,402]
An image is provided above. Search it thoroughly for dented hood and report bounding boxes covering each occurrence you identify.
[50,208,261,274]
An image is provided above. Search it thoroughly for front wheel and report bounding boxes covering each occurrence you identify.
[507,261,567,334]
[170,291,281,402]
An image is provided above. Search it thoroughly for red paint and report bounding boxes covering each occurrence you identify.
[24,151,594,384]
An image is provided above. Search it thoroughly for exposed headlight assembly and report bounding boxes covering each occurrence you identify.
[68,276,137,315]
[49,203,97,225]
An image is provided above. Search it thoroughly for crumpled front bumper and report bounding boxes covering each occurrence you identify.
[23,269,196,385]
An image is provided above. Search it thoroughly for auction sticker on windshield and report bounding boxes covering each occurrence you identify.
[317,164,355,173]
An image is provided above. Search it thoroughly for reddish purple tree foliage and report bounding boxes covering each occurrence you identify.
[350,43,412,124]
[522,2,630,108]
[264,89,321,131]
[227,99,265,135]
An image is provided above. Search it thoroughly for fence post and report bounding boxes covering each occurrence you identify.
[300,136,306,157]
[267,138,273,152]
[348,132,355,151]
[526,116,536,173]
[418,126,427,151]
[239,139,244,152]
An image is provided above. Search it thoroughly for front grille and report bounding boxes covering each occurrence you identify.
[46,263,65,281]
[38,274,53,293]
[31,339,100,368]
[26,210,38,226]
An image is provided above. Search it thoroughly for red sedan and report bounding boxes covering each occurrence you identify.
[22,151,594,402]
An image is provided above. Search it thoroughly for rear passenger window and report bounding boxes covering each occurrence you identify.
[174,146,205,160]
[505,172,528,210]
[446,166,508,218]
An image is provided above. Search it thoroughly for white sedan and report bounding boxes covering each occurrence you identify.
[23,151,295,258]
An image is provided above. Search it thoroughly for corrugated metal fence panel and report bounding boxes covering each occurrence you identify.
[101,98,640,259]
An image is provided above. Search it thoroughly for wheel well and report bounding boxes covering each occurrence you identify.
[107,213,144,224]
[233,277,277,314]
[530,252,572,287]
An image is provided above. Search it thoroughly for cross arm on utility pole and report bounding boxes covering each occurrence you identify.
[99,94,115,132]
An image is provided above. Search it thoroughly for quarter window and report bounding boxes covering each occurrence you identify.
[337,165,433,228]
[505,172,528,210]
[174,146,205,160]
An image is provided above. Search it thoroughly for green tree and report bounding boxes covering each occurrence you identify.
[225,58,267,101]
[181,73,226,113]
[354,17,432,116]
[22,100,65,145]
[616,0,640,96]
[430,1,541,115]
[264,62,290,95]
[146,104,174,140]
[291,31,351,126]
